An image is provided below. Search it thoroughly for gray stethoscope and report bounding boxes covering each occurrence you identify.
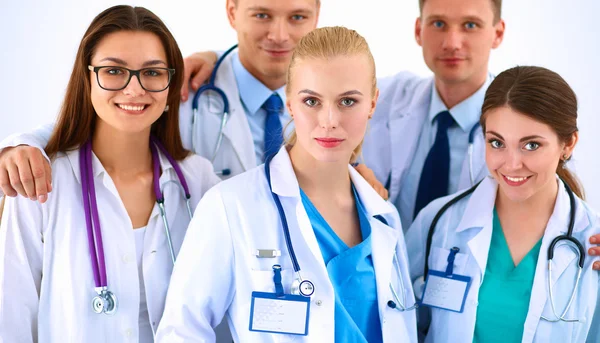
[191,44,238,177]
[264,154,415,311]
[80,137,192,315]
[415,178,584,322]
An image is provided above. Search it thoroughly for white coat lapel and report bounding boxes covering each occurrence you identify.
[268,148,328,276]
[455,177,497,279]
[210,53,256,171]
[349,166,400,321]
[388,79,433,200]
[522,180,590,342]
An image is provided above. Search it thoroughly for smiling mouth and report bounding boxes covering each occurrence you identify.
[116,103,150,113]
[502,174,533,186]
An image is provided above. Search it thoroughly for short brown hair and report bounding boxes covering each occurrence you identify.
[419,0,502,23]
[480,66,584,199]
[45,5,187,160]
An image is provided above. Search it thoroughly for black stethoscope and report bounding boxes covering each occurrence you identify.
[415,178,585,322]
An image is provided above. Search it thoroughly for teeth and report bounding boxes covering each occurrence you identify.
[118,104,145,111]
[506,176,528,182]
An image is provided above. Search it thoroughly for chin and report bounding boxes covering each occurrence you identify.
[309,149,351,164]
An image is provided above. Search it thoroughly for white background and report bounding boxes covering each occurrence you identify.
[1,0,599,206]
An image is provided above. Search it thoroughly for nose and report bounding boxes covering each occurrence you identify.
[318,104,341,130]
[267,18,290,43]
[122,74,146,97]
[504,149,524,171]
[442,28,462,52]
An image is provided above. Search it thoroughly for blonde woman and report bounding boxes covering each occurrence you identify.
[156,27,417,342]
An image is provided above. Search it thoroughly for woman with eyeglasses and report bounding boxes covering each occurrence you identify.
[0,5,219,342]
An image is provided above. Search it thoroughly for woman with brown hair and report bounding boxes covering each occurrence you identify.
[406,66,600,342]
[0,5,219,342]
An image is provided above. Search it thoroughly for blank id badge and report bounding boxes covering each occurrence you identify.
[249,292,310,335]
[420,270,472,313]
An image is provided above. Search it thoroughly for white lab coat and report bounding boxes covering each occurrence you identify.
[0,149,220,342]
[405,176,600,343]
[361,72,487,205]
[179,48,257,179]
[156,147,418,342]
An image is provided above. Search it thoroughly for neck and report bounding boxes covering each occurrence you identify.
[496,178,559,224]
[91,121,152,175]
[238,53,286,91]
[434,72,487,109]
[288,145,352,197]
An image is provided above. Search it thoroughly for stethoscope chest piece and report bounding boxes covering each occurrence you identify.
[92,289,117,315]
[299,280,315,297]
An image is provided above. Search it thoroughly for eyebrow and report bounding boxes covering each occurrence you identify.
[426,14,485,23]
[247,6,313,14]
[486,131,547,142]
[97,57,167,67]
[297,89,364,97]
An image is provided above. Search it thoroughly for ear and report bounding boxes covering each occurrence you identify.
[369,88,380,119]
[313,1,321,26]
[491,19,506,49]
[415,17,423,47]
[226,0,237,29]
[563,131,579,159]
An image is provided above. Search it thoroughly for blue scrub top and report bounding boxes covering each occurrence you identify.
[300,185,383,343]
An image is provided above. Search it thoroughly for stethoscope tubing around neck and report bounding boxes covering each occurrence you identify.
[80,137,192,287]
[191,44,238,116]
[423,177,581,279]
[80,141,108,288]
[264,153,301,273]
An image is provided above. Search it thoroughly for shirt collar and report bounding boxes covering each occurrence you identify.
[428,74,493,132]
[232,52,287,115]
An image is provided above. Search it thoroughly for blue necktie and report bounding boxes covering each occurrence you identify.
[414,110,455,219]
[263,93,284,162]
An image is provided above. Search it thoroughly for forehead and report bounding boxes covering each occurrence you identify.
[92,31,167,64]
[422,0,494,22]
[289,55,372,93]
[237,0,318,12]
[485,106,556,138]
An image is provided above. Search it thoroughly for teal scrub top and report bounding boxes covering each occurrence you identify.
[473,208,543,343]
[300,185,383,343]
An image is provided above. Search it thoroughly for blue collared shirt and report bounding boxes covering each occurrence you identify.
[231,53,291,163]
[396,76,492,227]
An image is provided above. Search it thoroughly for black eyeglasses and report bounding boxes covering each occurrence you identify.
[88,65,175,92]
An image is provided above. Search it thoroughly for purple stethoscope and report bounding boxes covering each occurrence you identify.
[79,136,192,315]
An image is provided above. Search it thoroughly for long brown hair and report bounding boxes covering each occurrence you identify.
[45,5,187,160]
[481,66,584,199]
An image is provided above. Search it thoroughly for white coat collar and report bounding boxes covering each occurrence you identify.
[268,146,396,217]
[456,176,589,234]
[454,175,590,279]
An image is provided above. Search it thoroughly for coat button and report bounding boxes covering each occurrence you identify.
[315,300,323,306]
[122,254,131,264]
